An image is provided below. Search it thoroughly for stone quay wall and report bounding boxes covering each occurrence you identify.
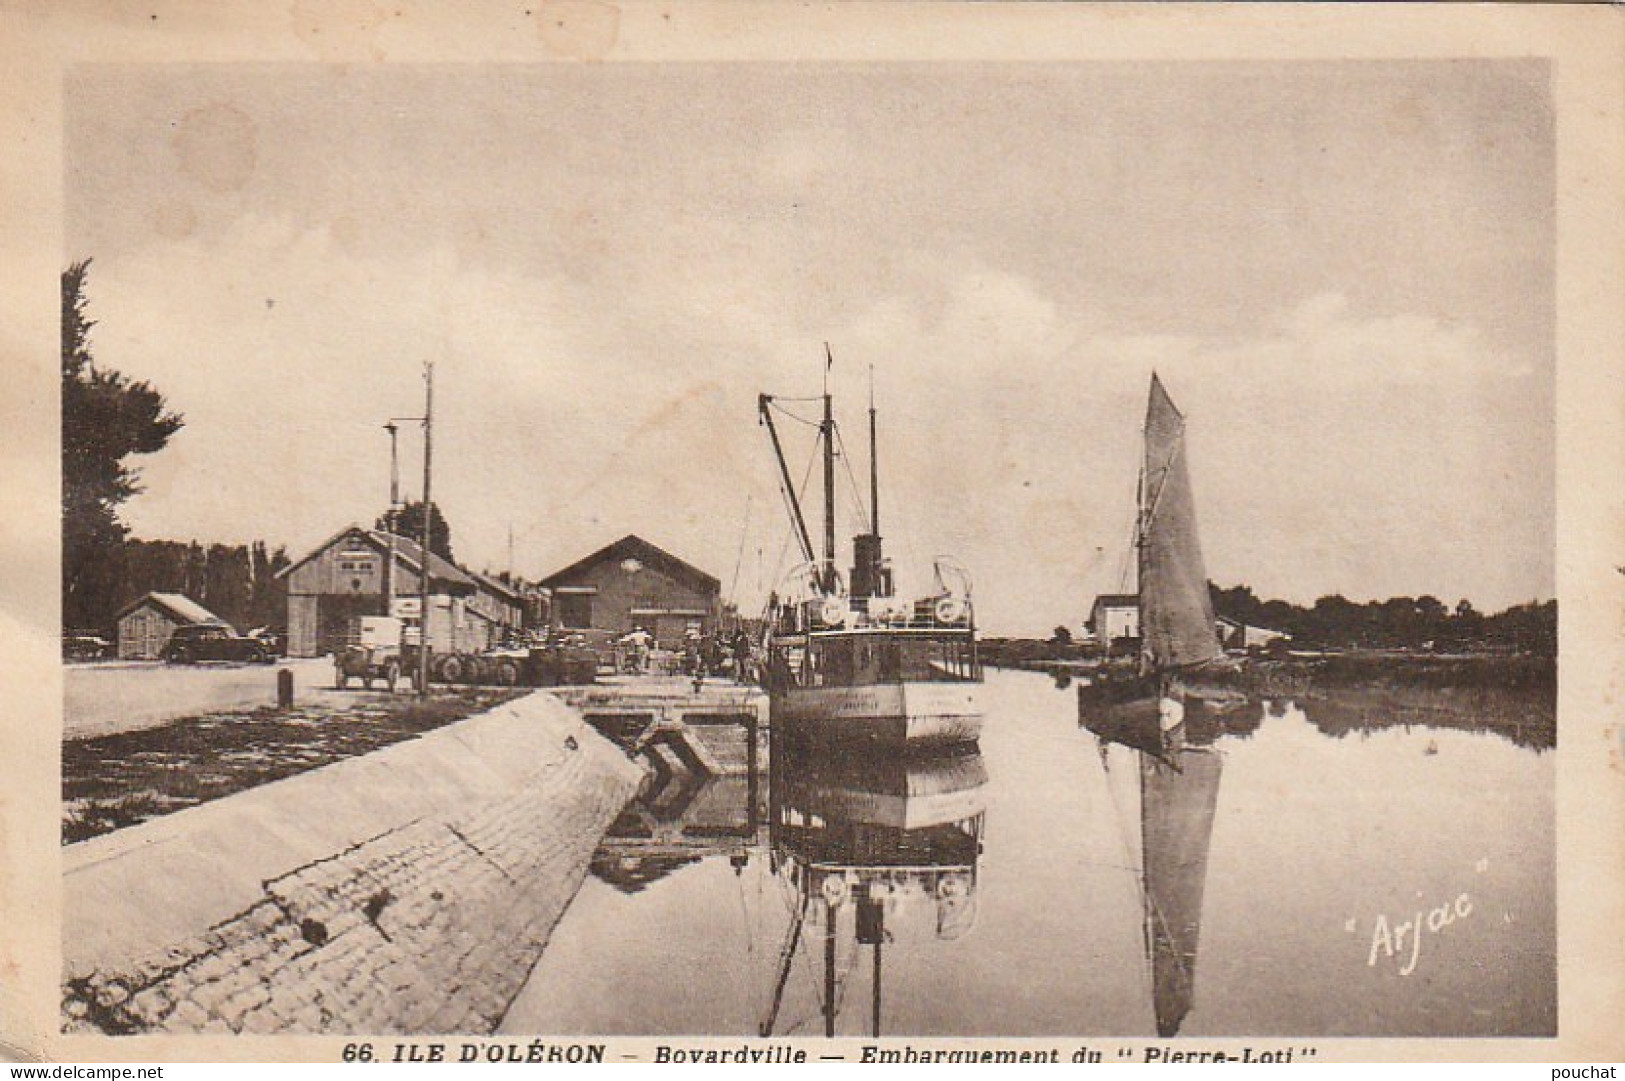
[62,691,642,1036]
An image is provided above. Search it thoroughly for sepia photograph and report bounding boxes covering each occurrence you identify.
[2,0,1622,1066]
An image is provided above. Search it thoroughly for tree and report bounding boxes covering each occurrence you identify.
[247,541,291,631]
[1210,582,1262,627]
[62,260,184,631]
[1051,625,1073,646]
[377,500,454,562]
[203,543,252,627]
[1451,598,1485,645]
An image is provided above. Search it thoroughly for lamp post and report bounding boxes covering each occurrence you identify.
[384,413,426,685]
[383,422,399,613]
[418,362,434,698]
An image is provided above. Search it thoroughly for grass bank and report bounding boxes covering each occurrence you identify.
[63,688,528,843]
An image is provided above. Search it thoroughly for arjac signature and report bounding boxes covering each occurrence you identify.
[1352,892,1473,976]
[1349,858,1491,976]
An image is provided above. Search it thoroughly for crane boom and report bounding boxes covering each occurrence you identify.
[758,394,817,567]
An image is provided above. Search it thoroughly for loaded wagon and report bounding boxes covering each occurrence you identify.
[428,643,598,688]
[335,617,598,692]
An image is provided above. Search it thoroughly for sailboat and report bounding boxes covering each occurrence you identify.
[759,352,982,750]
[1082,374,1233,743]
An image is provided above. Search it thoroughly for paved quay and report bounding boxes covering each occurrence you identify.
[62,690,643,1036]
[65,657,338,740]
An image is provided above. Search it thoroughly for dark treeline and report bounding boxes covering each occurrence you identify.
[1210,584,1556,655]
[70,538,292,635]
[987,586,1557,671]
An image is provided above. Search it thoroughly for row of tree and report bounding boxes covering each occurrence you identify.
[75,539,292,635]
[1207,583,1556,655]
[131,539,288,631]
[1060,586,1557,657]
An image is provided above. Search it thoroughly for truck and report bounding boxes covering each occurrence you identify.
[334,615,408,691]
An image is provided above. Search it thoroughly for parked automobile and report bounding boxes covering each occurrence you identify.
[62,632,112,661]
[162,623,275,664]
[245,626,285,657]
[334,616,406,691]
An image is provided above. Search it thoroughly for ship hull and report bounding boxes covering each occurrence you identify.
[771,680,982,749]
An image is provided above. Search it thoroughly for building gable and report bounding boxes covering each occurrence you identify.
[280,525,476,596]
[114,591,226,627]
[539,535,719,596]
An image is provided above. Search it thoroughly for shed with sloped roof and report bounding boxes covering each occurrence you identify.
[115,592,228,660]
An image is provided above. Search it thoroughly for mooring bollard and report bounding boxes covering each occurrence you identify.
[277,667,295,708]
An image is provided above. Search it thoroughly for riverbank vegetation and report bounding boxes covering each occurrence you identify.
[983,586,1557,672]
[62,687,526,843]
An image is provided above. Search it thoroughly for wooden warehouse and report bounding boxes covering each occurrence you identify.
[539,535,720,648]
[115,592,227,660]
[277,525,518,657]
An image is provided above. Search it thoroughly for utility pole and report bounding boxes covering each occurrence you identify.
[385,414,424,660]
[418,361,435,698]
[383,421,399,614]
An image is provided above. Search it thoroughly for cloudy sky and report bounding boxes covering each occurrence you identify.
[65,60,1553,634]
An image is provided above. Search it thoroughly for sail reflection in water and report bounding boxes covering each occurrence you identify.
[1083,700,1233,1038]
[766,745,988,1037]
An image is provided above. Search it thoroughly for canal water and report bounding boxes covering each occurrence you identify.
[501,668,1554,1037]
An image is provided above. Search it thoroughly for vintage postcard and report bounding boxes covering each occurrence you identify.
[1,0,1622,1065]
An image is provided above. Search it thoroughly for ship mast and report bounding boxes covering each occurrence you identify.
[822,343,837,593]
[1137,456,1149,677]
[849,364,889,602]
[869,364,880,538]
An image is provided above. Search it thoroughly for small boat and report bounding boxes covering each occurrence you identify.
[1080,374,1233,747]
[759,352,982,750]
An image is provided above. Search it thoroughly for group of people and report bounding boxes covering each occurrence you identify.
[618,626,760,684]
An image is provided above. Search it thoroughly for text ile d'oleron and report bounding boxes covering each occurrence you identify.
[355,1042,1318,1065]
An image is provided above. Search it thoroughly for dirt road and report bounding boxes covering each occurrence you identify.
[64,657,342,740]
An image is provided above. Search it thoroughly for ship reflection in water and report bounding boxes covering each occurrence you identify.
[499,669,1554,1038]
[766,746,987,1037]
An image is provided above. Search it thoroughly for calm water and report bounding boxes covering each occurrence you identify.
[502,668,1554,1037]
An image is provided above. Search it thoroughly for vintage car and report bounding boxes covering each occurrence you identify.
[162,623,276,664]
[62,632,113,661]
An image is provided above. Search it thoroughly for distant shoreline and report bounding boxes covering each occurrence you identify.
[983,640,1556,690]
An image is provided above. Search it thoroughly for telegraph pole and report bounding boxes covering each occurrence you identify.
[383,422,399,612]
[418,361,435,698]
